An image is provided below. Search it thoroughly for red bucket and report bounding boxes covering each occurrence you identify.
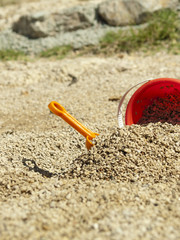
[125,78,180,125]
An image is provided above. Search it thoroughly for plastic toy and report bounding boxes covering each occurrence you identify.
[49,78,179,150]
[48,101,99,150]
[118,78,180,127]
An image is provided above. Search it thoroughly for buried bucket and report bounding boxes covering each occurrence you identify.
[118,78,180,127]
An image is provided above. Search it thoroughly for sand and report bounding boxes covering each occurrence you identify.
[0,51,179,240]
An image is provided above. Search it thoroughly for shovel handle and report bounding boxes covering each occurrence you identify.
[48,101,99,149]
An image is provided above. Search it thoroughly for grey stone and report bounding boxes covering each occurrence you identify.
[12,5,97,39]
[52,5,96,32]
[0,24,146,54]
[98,0,180,26]
[98,0,147,26]
[1,0,179,53]
[12,12,51,39]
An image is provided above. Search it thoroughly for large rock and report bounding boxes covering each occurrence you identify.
[12,12,50,38]
[12,5,97,39]
[98,0,146,26]
[12,0,180,38]
[98,0,180,26]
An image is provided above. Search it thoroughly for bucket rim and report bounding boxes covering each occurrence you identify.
[125,77,180,125]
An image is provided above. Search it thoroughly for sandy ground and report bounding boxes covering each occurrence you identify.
[0,52,180,240]
[0,1,180,239]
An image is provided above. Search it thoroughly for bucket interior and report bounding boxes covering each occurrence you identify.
[125,78,180,125]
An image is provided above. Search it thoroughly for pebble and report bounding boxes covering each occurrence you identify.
[0,47,179,239]
[60,123,180,183]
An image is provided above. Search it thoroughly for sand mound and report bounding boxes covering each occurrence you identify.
[0,52,179,239]
[64,123,180,183]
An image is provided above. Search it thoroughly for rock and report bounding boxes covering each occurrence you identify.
[12,5,97,39]
[12,12,51,38]
[97,0,180,26]
[52,5,96,32]
[98,0,147,26]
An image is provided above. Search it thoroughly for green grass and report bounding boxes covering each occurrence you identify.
[0,0,38,6]
[39,45,73,59]
[0,9,179,61]
[96,9,180,54]
[39,8,179,59]
[0,0,17,6]
[0,46,73,61]
[0,49,27,61]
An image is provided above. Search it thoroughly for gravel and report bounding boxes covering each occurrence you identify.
[0,0,179,54]
[64,123,180,182]
[0,52,180,239]
[0,2,180,239]
[0,0,148,54]
[0,24,149,54]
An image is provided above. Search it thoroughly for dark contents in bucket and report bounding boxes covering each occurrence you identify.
[137,91,180,125]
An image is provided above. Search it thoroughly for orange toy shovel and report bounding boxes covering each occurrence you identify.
[48,101,99,150]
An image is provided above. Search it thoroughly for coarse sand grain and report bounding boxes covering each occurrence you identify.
[64,123,180,183]
[0,51,180,240]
